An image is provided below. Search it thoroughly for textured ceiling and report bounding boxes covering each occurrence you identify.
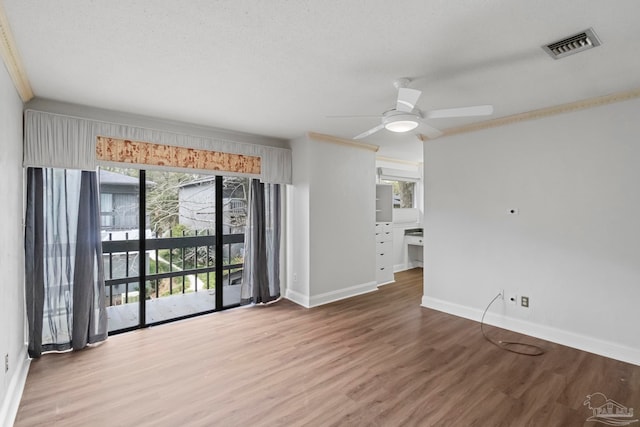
[4,0,640,160]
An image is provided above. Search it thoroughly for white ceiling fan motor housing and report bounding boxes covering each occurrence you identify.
[382,110,421,132]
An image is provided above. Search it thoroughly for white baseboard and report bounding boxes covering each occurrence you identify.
[310,281,378,307]
[394,263,407,273]
[285,288,310,308]
[422,296,640,367]
[377,279,396,286]
[286,281,378,308]
[0,346,30,427]
[395,262,422,272]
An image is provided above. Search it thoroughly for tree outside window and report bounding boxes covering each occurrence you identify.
[381,180,415,208]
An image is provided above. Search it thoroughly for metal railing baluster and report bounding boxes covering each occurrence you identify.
[125,232,129,304]
[169,229,173,295]
[108,232,113,306]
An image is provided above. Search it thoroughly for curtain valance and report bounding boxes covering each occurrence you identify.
[24,110,292,184]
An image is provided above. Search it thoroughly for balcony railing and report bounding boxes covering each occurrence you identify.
[102,229,244,308]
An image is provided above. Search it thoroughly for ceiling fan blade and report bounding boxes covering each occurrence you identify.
[426,104,493,119]
[419,121,443,139]
[396,88,422,112]
[353,124,385,140]
[326,114,381,119]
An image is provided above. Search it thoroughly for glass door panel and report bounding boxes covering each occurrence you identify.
[144,171,217,324]
[100,169,247,333]
[222,176,249,307]
[100,168,141,332]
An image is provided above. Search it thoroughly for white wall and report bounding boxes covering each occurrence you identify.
[0,62,28,425]
[287,136,311,304]
[422,98,640,365]
[288,134,377,307]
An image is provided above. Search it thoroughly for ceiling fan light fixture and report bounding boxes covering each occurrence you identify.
[385,120,419,133]
[384,114,419,133]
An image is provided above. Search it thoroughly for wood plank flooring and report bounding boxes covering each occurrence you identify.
[14,269,640,426]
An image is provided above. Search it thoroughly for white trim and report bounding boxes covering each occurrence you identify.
[287,281,379,308]
[285,288,311,308]
[376,156,421,167]
[394,263,411,272]
[377,280,396,286]
[422,87,640,141]
[307,132,379,152]
[421,296,640,366]
[0,2,33,101]
[0,346,30,427]
[310,281,378,307]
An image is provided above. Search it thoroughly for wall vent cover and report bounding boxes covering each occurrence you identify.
[543,28,601,59]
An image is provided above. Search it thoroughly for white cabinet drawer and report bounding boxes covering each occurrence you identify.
[376,265,394,284]
[376,240,391,251]
[376,251,392,265]
[405,235,423,246]
[375,222,395,284]
[376,234,391,243]
[376,228,392,243]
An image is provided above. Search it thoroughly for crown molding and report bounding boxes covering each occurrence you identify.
[420,87,640,142]
[376,155,421,166]
[307,132,379,152]
[0,1,33,101]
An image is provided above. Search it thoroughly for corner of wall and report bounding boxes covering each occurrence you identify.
[309,281,378,307]
[0,346,30,427]
[285,288,310,308]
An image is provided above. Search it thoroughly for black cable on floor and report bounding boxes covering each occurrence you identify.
[480,293,545,356]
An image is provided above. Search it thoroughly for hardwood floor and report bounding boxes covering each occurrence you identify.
[14,269,640,426]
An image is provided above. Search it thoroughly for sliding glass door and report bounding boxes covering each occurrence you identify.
[100,168,249,333]
[221,176,249,307]
[101,169,141,331]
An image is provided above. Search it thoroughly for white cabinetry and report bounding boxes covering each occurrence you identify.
[404,234,424,268]
[375,222,394,284]
[375,184,394,284]
[375,184,393,222]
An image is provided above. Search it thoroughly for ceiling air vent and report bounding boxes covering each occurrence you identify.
[543,28,601,60]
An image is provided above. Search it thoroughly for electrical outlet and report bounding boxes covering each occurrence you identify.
[507,294,518,305]
[4,354,8,373]
[521,296,529,308]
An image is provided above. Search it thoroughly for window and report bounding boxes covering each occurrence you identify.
[381,179,415,208]
[377,167,420,210]
[99,167,250,333]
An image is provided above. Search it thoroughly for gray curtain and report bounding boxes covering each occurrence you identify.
[241,180,281,304]
[25,167,107,358]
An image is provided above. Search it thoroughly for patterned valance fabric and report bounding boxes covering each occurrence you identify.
[96,136,261,175]
[23,109,291,184]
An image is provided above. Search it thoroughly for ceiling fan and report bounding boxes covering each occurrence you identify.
[331,79,494,140]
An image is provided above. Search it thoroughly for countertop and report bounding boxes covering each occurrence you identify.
[404,228,423,237]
